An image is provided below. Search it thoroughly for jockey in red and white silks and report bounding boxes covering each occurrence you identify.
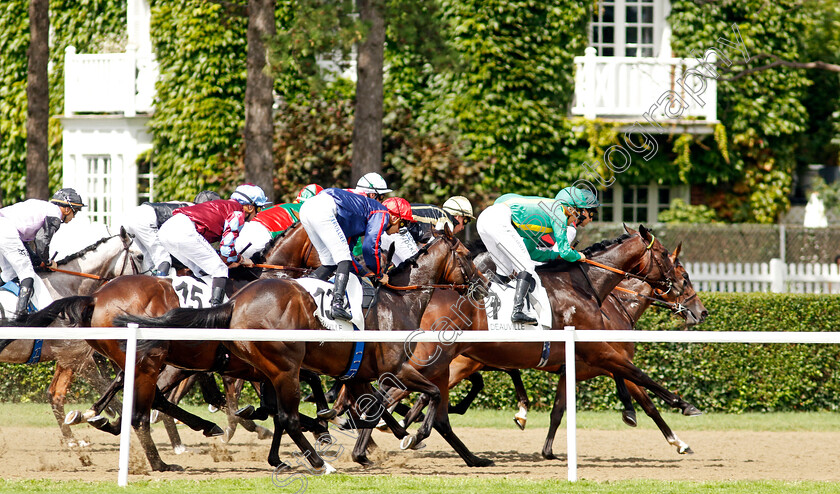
[158,184,270,306]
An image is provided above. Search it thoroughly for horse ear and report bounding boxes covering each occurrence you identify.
[639,224,651,240]
[443,221,453,238]
[120,226,131,245]
[671,241,682,262]
[623,223,636,235]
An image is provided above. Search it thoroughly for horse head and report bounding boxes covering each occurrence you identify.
[619,224,687,298]
[259,222,321,273]
[659,242,708,326]
[390,223,485,290]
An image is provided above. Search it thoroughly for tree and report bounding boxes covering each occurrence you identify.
[26,0,49,200]
[244,0,277,197]
[351,0,385,182]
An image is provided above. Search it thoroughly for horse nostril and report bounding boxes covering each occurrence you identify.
[700,310,708,320]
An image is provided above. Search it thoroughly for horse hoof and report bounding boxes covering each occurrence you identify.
[223,428,234,443]
[622,410,638,427]
[65,410,83,425]
[204,424,224,437]
[235,405,255,419]
[208,404,220,413]
[399,435,417,451]
[316,408,338,420]
[270,459,292,471]
[679,446,695,455]
[78,439,90,448]
[162,463,184,472]
[173,444,187,455]
[513,416,526,430]
[87,415,108,429]
[322,462,337,475]
[353,456,374,467]
[542,452,558,461]
[683,405,703,417]
[471,457,494,467]
[256,427,273,440]
[150,410,160,423]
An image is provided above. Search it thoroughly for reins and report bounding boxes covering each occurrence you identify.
[613,285,687,314]
[253,263,313,274]
[580,233,674,293]
[46,233,140,283]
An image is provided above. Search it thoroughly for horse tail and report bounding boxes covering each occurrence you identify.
[23,296,95,327]
[114,302,234,329]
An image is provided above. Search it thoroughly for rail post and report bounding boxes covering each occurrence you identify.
[117,323,138,486]
[564,325,577,481]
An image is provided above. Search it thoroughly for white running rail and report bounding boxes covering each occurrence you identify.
[3,325,840,484]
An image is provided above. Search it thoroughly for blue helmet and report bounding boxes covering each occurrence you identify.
[555,186,600,209]
[231,184,272,207]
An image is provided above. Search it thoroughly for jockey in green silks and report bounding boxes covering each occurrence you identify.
[476,186,599,325]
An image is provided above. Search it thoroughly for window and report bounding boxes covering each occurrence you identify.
[597,184,687,223]
[85,155,112,224]
[137,156,155,204]
[590,0,659,57]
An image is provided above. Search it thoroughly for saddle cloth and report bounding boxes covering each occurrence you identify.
[483,279,552,331]
[296,275,365,331]
[0,279,45,318]
[168,274,225,309]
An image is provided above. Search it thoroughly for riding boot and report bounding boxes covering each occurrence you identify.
[511,272,538,325]
[309,264,337,281]
[155,261,171,277]
[328,261,353,322]
[15,277,34,320]
[209,277,227,307]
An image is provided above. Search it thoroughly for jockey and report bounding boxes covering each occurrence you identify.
[299,188,412,322]
[235,184,323,261]
[158,184,271,306]
[0,188,86,317]
[476,186,599,325]
[407,196,475,243]
[122,190,221,276]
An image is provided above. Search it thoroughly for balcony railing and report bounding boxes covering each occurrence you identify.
[64,45,157,117]
[572,47,717,124]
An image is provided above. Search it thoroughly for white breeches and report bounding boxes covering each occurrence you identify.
[299,193,351,266]
[476,203,541,287]
[235,221,272,261]
[0,217,37,283]
[158,214,228,278]
[381,229,419,266]
[122,204,171,271]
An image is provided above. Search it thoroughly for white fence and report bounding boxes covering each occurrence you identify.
[685,260,840,293]
[571,46,718,123]
[3,325,840,485]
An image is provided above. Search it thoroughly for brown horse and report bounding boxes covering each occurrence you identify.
[438,243,707,458]
[115,227,482,472]
[366,225,698,467]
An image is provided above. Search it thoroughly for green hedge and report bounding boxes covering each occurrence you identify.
[4,293,840,413]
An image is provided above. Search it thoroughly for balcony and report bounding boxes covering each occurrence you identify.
[571,47,718,131]
[63,45,158,117]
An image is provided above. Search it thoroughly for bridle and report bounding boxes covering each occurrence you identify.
[582,233,681,296]
[383,235,480,292]
[46,233,141,283]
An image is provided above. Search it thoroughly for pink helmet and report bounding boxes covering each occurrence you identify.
[382,197,413,222]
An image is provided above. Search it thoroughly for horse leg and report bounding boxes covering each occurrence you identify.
[151,388,223,438]
[65,370,125,426]
[506,369,530,430]
[615,377,637,427]
[541,373,567,460]
[400,393,428,428]
[577,343,702,416]
[131,358,183,472]
[448,372,484,415]
[49,363,94,467]
[427,365,493,467]
[626,381,693,454]
[300,369,336,420]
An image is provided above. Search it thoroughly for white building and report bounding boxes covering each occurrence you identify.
[61,0,716,226]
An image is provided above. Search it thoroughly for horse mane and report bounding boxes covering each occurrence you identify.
[537,233,634,272]
[254,221,301,259]
[464,237,487,259]
[55,235,117,265]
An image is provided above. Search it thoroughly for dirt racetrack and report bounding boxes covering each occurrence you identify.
[1,421,839,483]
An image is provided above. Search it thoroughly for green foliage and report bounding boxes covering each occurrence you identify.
[0,0,125,206]
[0,362,102,403]
[669,1,816,223]
[148,0,248,201]
[657,198,718,224]
[811,176,840,214]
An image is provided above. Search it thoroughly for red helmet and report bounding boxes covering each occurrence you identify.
[382,197,413,222]
[296,183,323,203]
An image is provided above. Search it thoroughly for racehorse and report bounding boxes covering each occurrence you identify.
[362,225,698,467]
[0,229,140,463]
[436,242,707,457]
[114,226,483,472]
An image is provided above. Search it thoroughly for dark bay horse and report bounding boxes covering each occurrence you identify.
[115,227,482,472]
[0,229,140,462]
[440,242,707,457]
[368,225,698,467]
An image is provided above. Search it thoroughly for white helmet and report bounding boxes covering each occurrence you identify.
[442,196,474,219]
[355,172,392,194]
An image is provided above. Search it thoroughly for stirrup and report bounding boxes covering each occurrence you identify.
[511,311,537,325]
[329,305,352,322]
